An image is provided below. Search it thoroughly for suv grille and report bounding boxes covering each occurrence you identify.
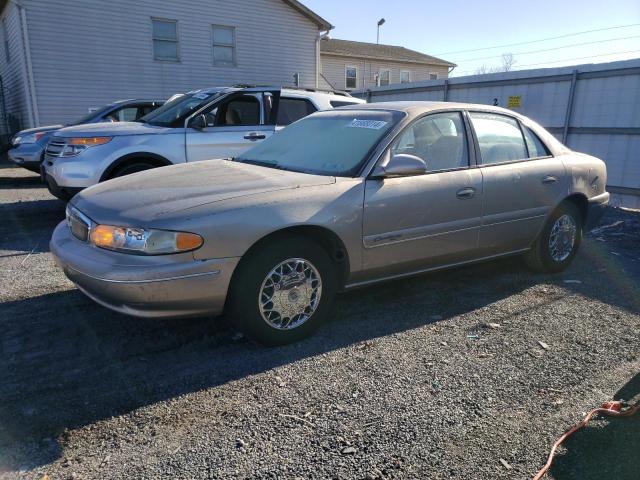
[45,140,67,157]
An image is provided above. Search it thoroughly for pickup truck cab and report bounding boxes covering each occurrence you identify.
[43,86,364,200]
[8,99,164,173]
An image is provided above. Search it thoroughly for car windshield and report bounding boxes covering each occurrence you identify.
[140,91,223,127]
[72,104,114,125]
[235,110,404,176]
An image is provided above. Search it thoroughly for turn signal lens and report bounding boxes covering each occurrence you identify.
[68,136,112,146]
[176,232,204,251]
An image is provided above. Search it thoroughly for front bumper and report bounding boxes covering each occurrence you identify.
[7,143,44,172]
[585,191,610,230]
[44,173,83,201]
[50,221,240,318]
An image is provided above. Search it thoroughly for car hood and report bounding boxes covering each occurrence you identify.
[53,121,175,137]
[71,160,336,225]
[16,125,63,136]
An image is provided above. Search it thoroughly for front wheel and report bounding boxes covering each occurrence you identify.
[524,202,582,273]
[109,161,157,179]
[228,237,338,345]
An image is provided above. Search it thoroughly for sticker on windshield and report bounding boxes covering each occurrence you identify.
[193,93,210,100]
[348,119,388,130]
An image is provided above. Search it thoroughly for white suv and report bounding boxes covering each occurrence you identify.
[42,86,364,200]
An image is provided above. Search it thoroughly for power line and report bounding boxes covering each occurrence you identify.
[435,23,640,55]
[456,35,640,63]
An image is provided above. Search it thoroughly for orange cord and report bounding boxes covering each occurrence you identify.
[533,401,639,480]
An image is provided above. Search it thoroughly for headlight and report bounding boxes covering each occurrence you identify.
[89,224,203,255]
[60,137,112,157]
[12,132,46,145]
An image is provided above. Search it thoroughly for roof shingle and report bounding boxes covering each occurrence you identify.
[320,38,456,67]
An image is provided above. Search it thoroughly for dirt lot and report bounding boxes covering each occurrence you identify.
[1,165,639,480]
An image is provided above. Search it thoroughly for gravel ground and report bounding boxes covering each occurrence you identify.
[1,166,639,480]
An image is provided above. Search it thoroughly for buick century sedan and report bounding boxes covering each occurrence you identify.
[51,102,609,345]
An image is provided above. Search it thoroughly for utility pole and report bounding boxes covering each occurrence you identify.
[377,18,385,44]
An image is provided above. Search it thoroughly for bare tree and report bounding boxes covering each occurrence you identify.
[501,52,516,72]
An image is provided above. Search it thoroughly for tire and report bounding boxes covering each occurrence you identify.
[524,201,583,273]
[109,161,157,179]
[228,236,338,346]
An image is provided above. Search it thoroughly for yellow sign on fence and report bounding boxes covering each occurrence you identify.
[508,96,522,108]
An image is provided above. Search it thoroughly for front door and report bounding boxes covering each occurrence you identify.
[362,111,484,277]
[186,92,277,161]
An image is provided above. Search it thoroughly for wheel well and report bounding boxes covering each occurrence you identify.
[563,194,588,223]
[236,226,351,288]
[101,153,172,181]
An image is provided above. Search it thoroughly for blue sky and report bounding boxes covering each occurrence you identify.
[302,0,640,76]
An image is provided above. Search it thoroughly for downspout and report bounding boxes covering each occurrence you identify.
[316,28,332,89]
[13,0,38,127]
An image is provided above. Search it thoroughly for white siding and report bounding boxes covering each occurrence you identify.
[320,53,449,91]
[0,2,30,133]
[20,0,320,125]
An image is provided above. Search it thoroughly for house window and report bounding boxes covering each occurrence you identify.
[400,70,411,84]
[152,18,179,61]
[212,25,236,65]
[345,66,357,90]
[379,69,390,87]
[2,18,9,63]
[429,73,438,80]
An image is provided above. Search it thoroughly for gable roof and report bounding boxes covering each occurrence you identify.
[281,0,333,31]
[320,38,456,67]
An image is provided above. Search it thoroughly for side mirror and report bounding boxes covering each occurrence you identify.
[190,114,207,130]
[371,154,427,178]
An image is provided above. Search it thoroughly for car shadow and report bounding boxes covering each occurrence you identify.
[549,371,640,480]
[0,256,541,470]
[0,171,45,189]
[0,200,65,254]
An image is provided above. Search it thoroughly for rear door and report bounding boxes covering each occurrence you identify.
[468,111,568,255]
[361,111,483,277]
[185,92,277,161]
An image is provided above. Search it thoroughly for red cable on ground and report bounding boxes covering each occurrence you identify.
[533,400,639,480]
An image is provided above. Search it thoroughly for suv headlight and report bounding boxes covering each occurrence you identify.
[12,131,46,145]
[89,224,203,255]
[61,137,112,157]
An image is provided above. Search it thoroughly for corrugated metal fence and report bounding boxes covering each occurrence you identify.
[357,59,640,199]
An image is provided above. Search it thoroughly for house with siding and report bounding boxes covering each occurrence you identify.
[320,39,456,91]
[0,0,332,137]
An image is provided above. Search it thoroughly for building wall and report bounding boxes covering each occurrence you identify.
[18,0,320,126]
[0,2,30,135]
[361,59,640,193]
[320,53,450,91]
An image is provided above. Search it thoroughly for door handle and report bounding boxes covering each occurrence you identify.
[542,175,558,184]
[456,187,476,199]
[244,132,266,141]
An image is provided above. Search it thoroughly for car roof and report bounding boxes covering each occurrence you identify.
[111,98,166,105]
[335,101,523,117]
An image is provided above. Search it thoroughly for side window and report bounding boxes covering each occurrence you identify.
[276,98,317,126]
[469,112,527,165]
[105,107,138,122]
[391,111,469,172]
[137,105,156,119]
[215,95,261,126]
[330,100,361,108]
[522,126,550,158]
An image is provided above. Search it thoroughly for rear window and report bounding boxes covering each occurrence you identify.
[469,112,527,164]
[277,97,317,126]
[330,100,363,108]
[523,127,550,158]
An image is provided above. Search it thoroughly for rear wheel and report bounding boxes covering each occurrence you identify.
[524,202,582,273]
[109,161,157,179]
[228,237,337,345]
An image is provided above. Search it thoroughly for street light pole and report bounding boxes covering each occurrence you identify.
[377,18,385,44]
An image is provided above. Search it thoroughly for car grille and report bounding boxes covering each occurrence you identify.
[66,206,92,242]
[45,140,67,157]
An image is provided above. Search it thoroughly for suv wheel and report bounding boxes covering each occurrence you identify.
[228,237,337,345]
[110,161,157,179]
[524,202,582,273]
